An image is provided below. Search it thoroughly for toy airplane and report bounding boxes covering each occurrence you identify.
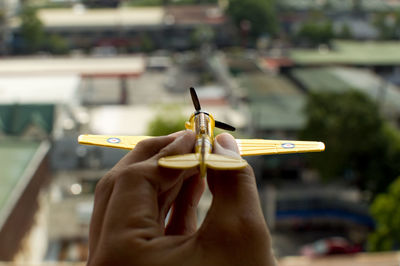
[78,87,325,178]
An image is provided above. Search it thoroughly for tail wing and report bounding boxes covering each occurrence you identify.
[158,153,247,170]
[205,154,248,170]
[158,153,200,169]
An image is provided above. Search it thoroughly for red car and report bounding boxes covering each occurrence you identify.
[300,237,363,257]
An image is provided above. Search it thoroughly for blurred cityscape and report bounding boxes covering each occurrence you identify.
[1,0,400,265]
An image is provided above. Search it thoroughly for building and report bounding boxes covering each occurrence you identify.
[0,74,81,138]
[236,72,305,138]
[0,138,50,261]
[9,5,234,53]
[0,0,19,54]
[279,251,400,266]
[289,66,400,125]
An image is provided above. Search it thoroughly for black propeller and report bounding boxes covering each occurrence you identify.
[190,87,201,111]
[215,120,236,132]
[189,87,236,132]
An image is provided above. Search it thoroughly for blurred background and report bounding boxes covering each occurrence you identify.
[1,0,400,265]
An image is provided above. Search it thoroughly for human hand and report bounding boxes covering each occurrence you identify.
[87,131,277,266]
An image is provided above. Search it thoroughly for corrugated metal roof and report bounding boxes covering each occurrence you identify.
[0,57,144,77]
[291,67,400,115]
[291,41,400,65]
[0,139,40,211]
[279,0,400,11]
[237,73,305,130]
[238,73,302,99]
[0,75,79,104]
[0,105,54,135]
[0,139,49,230]
[10,7,164,28]
[250,95,306,130]
[165,5,227,25]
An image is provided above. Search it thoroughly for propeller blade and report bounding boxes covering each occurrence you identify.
[215,120,236,131]
[190,87,201,111]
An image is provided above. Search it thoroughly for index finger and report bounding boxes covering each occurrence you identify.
[89,131,187,256]
[100,131,197,238]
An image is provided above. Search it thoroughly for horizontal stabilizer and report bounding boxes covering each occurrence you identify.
[205,154,248,170]
[158,153,247,170]
[158,153,200,169]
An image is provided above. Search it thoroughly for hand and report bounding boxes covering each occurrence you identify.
[87,131,277,266]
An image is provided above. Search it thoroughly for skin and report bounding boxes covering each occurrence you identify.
[87,130,277,266]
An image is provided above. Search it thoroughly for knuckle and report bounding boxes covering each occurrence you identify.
[157,145,172,158]
[95,171,115,197]
[135,138,154,149]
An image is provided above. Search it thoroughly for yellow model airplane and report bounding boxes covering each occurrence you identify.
[78,87,325,178]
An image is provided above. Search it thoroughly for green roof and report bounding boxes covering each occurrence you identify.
[0,138,42,217]
[291,41,400,65]
[279,0,399,11]
[291,68,350,93]
[291,67,400,114]
[250,95,306,130]
[237,73,305,130]
[0,104,54,135]
[238,73,302,100]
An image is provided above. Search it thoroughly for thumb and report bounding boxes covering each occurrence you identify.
[198,133,272,262]
[205,133,265,223]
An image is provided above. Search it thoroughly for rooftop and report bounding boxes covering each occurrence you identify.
[0,138,49,229]
[291,67,400,116]
[290,41,400,66]
[0,104,54,135]
[89,104,246,135]
[164,5,227,25]
[0,75,79,104]
[0,56,145,77]
[238,73,302,99]
[250,95,306,130]
[11,7,164,28]
[279,0,400,11]
[237,73,305,130]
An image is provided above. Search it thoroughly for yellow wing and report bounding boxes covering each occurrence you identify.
[78,135,152,150]
[236,139,325,156]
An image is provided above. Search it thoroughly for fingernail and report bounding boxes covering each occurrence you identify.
[215,134,240,154]
[168,130,185,137]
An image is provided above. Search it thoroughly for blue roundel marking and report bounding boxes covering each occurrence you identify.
[281,143,295,149]
[107,137,121,144]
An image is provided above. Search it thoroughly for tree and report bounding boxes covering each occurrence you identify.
[338,23,353,39]
[191,25,215,48]
[147,106,187,136]
[368,176,400,251]
[373,11,400,40]
[46,34,69,55]
[296,20,334,47]
[140,33,155,53]
[300,91,400,195]
[19,5,44,53]
[227,0,278,39]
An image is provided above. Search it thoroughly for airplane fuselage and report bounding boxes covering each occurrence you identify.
[186,111,215,178]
